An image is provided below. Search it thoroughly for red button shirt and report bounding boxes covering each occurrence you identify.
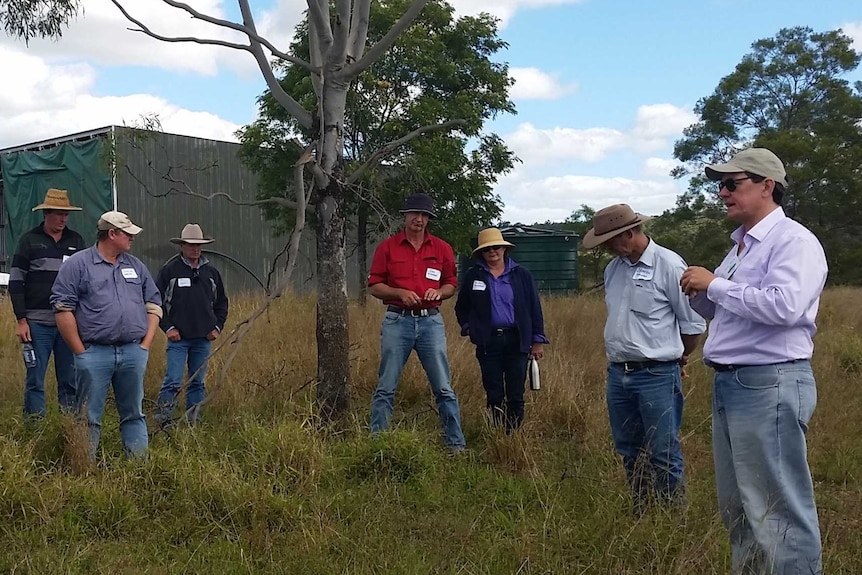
[368,231,458,308]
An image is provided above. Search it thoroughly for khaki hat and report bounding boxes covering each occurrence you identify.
[471,228,515,256]
[171,223,214,245]
[705,147,788,187]
[97,211,142,235]
[581,204,651,250]
[32,188,82,211]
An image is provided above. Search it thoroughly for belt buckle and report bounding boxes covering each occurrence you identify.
[419,308,429,317]
[623,362,634,373]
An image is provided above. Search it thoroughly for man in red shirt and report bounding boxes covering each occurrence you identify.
[367,192,466,450]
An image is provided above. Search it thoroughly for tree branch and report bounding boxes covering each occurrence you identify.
[345,119,466,185]
[340,0,430,79]
[156,0,314,71]
[237,0,313,129]
[347,0,371,62]
[306,0,333,53]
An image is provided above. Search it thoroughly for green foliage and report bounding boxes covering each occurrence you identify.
[238,0,517,253]
[0,0,81,44]
[671,26,862,281]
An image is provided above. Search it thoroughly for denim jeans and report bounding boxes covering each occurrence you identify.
[476,329,528,431]
[370,311,465,448]
[155,338,211,424]
[75,342,149,458]
[24,321,76,416]
[606,362,685,508]
[712,361,822,575]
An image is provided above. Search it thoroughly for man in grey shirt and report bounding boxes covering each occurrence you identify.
[51,211,162,458]
[582,204,706,513]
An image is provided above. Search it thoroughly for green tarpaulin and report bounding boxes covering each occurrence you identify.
[1,139,113,253]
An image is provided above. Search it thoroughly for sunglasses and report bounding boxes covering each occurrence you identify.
[718,176,751,192]
[480,246,505,254]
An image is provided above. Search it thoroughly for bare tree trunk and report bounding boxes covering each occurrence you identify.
[315,182,350,419]
[357,201,368,307]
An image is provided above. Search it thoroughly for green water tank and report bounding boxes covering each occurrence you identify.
[458,225,580,294]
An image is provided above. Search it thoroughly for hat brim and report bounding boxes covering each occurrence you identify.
[581,216,651,250]
[704,162,749,181]
[32,204,83,211]
[472,240,515,257]
[170,238,214,245]
[399,208,437,218]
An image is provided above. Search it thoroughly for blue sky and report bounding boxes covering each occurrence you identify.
[1,0,860,224]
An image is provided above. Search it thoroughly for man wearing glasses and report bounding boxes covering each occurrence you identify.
[582,203,706,515]
[51,211,162,458]
[681,148,826,574]
[367,192,466,451]
[154,224,229,426]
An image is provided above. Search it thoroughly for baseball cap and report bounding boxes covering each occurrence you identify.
[705,148,788,187]
[97,211,143,235]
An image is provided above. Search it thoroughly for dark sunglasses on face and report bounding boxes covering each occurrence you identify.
[481,246,504,254]
[718,176,751,192]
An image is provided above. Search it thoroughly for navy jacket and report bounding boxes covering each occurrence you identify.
[455,259,548,354]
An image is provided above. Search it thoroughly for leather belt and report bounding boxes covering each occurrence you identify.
[386,305,440,317]
[706,359,806,372]
[492,327,517,336]
[613,359,677,372]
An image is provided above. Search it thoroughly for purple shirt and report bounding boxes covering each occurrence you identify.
[480,259,516,328]
[689,207,828,365]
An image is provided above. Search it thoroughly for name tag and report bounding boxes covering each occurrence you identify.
[121,267,138,280]
[425,267,441,281]
[472,280,486,291]
[632,267,653,281]
[177,277,192,287]
[62,255,71,263]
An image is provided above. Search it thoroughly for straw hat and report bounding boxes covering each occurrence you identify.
[471,227,515,256]
[32,188,82,211]
[581,204,651,249]
[171,223,214,245]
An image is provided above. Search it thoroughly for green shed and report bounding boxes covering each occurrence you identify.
[459,225,580,294]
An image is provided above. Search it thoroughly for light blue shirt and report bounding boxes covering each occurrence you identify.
[604,239,706,363]
[689,207,827,365]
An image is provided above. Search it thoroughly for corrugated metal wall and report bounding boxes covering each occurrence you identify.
[114,129,377,296]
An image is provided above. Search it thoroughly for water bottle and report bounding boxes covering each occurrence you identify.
[22,342,37,369]
[528,358,541,391]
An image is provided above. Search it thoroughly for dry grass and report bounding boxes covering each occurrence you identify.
[0,289,859,573]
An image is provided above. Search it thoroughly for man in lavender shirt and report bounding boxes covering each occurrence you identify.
[681,148,827,575]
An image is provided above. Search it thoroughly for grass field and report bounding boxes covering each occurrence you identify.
[0,289,860,573]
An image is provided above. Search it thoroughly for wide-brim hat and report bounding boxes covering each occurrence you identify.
[705,147,788,187]
[581,204,651,249]
[471,227,515,256]
[399,192,437,218]
[97,211,142,235]
[32,188,82,211]
[171,223,214,244]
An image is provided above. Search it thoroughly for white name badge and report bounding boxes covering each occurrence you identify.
[632,266,654,281]
[425,267,441,281]
[121,267,138,279]
[472,280,486,291]
[62,255,71,263]
[178,278,192,288]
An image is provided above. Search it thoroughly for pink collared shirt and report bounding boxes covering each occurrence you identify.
[689,207,828,365]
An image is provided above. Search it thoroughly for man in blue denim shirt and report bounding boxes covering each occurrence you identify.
[51,211,162,458]
[583,203,705,514]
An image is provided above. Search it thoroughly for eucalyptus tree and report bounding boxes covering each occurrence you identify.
[3,0,496,418]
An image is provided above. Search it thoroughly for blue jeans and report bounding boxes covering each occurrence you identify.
[156,338,211,424]
[370,311,465,448]
[24,321,77,416]
[607,362,685,508]
[476,329,528,431]
[712,361,822,574]
[74,342,150,458]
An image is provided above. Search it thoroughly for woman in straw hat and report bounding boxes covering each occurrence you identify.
[455,228,548,431]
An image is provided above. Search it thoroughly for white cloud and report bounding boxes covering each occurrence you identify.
[841,20,862,51]
[497,171,682,224]
[451,0,587,27]
[629,104,698,153]
[642,157,679,179]
[509,67,577,100]
[0,0,305,78]
[0,45,239,149]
